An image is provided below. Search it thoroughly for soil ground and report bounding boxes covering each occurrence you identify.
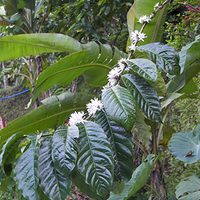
[0,84,33,124]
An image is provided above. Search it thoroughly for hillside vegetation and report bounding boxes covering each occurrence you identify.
[0,85,32,124]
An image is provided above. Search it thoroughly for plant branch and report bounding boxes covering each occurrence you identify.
[132,140,148,156]
[0,16,28,34]
[157,103,173,147]
[145,184,165,200]
[179,2,200,14]
[117,0,171,83]
[12,72,33,85]
[13,59,31,76]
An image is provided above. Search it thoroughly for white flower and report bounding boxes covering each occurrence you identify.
[138,32,147,41]
[154,2,159,9]
[128,44,137,51]
[130,30,139,43]
[107,67,122,86]
[86,98,103,117]
[130,30,147,42]
[138,15,151,24]
[118,58,127,70]
[101,83,111,94]
[69,111,86,126]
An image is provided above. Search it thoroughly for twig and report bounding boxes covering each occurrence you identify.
[179,2,200,14]
[145,184,165,200]
[132,140,148,156]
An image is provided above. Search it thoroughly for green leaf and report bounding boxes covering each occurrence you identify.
[31,50,111,104]
[176,175,200,200]
[147,71,166,96]
[159,124,176,146]
[122,74,161,122]
[102,85,136,132]
[0,33,82,62]
[17,0,35,10]
[31,41,122,104]
[0,92,74,146]
[34,0,45,18]
[179,79,199,94]
[138,43,180,75]
[4,0,18,16]
[127,0,168,46]
[71,169,102,200]
[14,134,39,200]
[108,155,155,200]
[39,137,71,200]
[166,62,200,94]
[95,110,134,182]
[169,125,200,164]
[179,36,200,69]
[161,93,184,109]
[124,58,157,81]
[133,107,152,150]
[0,132,24,181]
[52,125,78,176]
[77,121,114,199]
[111,182,125,195]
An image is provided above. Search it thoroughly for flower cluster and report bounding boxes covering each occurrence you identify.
[130,30,147,43]
[128,44,137,51]
[106,57,130,87]
[138,15,151,24]
[69,111,86,126]
[86,97,103,117]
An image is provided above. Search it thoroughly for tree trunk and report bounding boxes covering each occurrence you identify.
[1,62,8,88]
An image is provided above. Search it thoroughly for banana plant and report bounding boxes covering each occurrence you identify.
[0,0,199,199]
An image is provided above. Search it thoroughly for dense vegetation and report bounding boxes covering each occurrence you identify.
[0,0,199,199]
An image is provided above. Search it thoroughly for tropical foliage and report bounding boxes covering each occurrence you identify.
[0,0,199,199]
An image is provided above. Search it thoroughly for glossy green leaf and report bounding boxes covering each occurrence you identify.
[71,169,102,200]
[39,137,71,200]
[102,85,136,132]
[77,121,114,199]
[138,43,180,75]
[95,110,134,182]
[122,74,161,122]
[133,107,151,150]
[0,33,82,62]
[127,0,168,46]
[147,71,166,96]
[14,134,39,200]
[0,92,75,146]
[176,175,200,200]
[169,125,200,164]
[124,58,157,81]
[108,154,155,200]
[0,132,24,181]
[52,125,78,176]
